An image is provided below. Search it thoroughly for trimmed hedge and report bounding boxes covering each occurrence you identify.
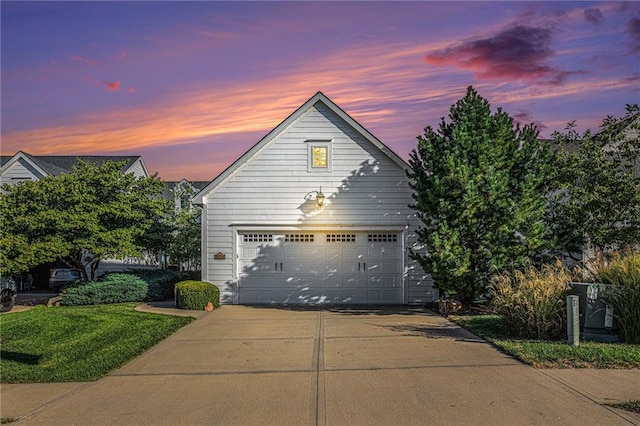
[61,274,148,306]
[176,281,220,310]
[126,269,181,301]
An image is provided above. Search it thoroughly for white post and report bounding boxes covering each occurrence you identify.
[567,295,580,346]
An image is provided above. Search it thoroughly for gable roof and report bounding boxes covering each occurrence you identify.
[0,151,50,178]
[193,91,408,204]
[163,179,209,200]
[1,151,145,177]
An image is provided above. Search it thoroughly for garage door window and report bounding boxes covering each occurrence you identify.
[326,234,356,242]
[243,234,273,243]
[285,234,315,242]
[368,234,398,243]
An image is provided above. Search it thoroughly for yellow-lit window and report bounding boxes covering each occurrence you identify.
[312,146,327,168]
[306,140,331,172]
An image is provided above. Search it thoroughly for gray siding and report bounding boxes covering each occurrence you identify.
[125,158,147,178]
[203,102,434,304]
[0,158,43,186]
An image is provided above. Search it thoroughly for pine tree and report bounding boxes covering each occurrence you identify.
[408,86,553,302]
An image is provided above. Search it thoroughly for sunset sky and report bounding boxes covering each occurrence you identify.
[2,1,639,181]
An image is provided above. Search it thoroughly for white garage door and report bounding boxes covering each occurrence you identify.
[238,232,403,304]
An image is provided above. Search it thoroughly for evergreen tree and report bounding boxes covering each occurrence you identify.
[408,86,553,302]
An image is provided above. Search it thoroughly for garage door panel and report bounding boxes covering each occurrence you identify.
[341,247,358,259]
[324,247,341,259]
[383,289,402,302]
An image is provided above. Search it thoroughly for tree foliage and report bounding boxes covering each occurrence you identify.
[408,86,554,302]
[0,160,171,280]
[166,208,201,271]
[548,104,640,257]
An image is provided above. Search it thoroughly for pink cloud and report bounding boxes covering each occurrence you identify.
[104,81,121,92]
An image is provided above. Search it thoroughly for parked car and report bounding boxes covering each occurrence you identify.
[49,268,81,290]
[1,277,17,313]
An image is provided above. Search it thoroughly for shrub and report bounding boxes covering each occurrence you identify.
[597,251,640,344]
[490,262,571,340]
[126,269,181,301]
[175,281,220,310]
[179,270,202,281]
[61,274,148,306]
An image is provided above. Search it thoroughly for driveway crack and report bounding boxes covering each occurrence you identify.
[309,309,326,425]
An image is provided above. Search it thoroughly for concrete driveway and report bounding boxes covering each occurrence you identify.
[3,306,638,425]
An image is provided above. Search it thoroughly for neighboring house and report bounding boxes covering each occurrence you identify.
[0,152,156,285]
[0,151,148,185]
[194,92,434,305]
[164,179,209,211]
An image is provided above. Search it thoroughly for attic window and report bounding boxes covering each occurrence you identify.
[307,140,332,172]
[313,147,327,167]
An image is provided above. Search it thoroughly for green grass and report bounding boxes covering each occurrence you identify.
[0,304,194,383]
[452,315,640,368]
[605,399,640,413]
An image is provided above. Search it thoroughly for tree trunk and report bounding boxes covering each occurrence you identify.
[90,258,101,281]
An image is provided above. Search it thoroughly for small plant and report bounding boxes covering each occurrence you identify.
[60,274,148,306]
[490,262,571,340]
[175,281,220,310]
[596,251,640,344]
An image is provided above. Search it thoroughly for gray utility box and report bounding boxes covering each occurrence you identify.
[567,282,618,342]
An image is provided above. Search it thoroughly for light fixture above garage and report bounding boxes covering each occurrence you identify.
[305,186,325,207]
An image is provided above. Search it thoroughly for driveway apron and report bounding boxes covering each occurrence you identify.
[10,306,637,425]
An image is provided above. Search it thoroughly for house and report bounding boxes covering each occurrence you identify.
[0,151,148,185]
[164,179,209,211]
[194,92,434,305]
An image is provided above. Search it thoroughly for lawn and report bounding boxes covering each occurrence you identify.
[0,303,194,383]
[452,315,640,368]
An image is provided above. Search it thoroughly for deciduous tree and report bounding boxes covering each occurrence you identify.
[548,105,640,258]
[0,160,171,280]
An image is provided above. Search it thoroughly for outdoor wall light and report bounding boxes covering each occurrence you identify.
[305,186,325,207]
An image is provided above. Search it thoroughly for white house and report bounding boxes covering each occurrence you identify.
[194,92,434,305]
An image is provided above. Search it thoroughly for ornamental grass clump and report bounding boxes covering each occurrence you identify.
[490,262,571,340]
[175,281,220,310]
[597,251,640,344]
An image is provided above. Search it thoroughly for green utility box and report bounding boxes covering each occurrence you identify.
[567,282,618,342]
